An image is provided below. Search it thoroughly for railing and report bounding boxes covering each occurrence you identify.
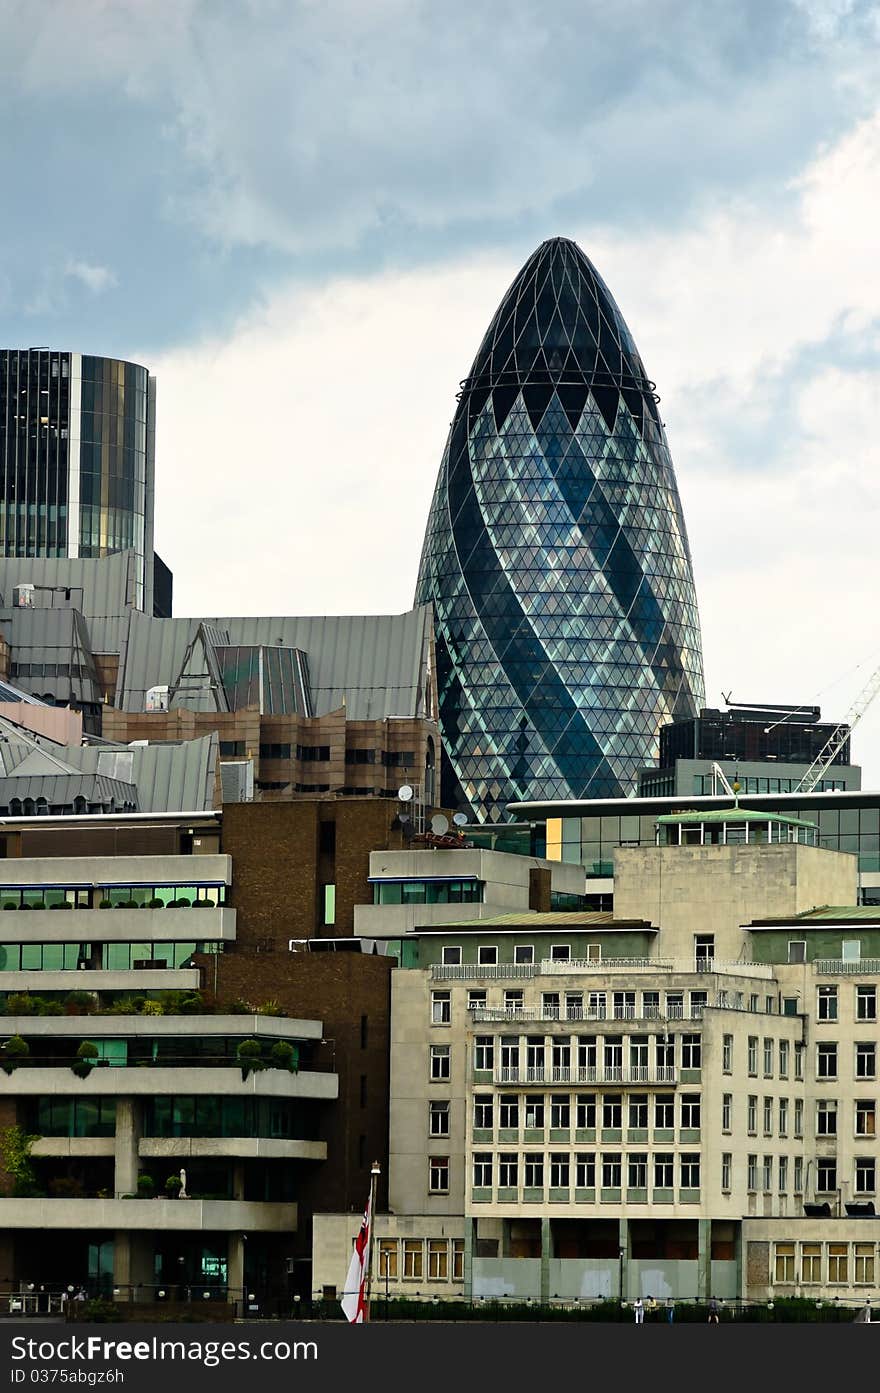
[471,1006,704,1024]
[813,959,880,975]
[493,1066,677,1086]
[539,959,775,977]
[432,964,535,981]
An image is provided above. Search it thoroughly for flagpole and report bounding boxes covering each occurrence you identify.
[363,1160,381,1323]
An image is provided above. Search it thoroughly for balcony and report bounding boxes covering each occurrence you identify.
[471,1006,702,1025]
[0,969,201,991]
[0,907,236,943]
[139,1137,327,1161]
[0,1014,323,1042]
[493,1066,677,1087]
[432,964,535,981]
[813,959,880,976]
[0,1067,338,1100]
[0,1196,296,1232]
[538,958,774,978]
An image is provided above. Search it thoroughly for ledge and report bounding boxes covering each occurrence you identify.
[0,908,236,943]
[0,1196,297,1231]
[0,1067,338,1100]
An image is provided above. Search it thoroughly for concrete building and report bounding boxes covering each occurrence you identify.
[314,807,880,1308]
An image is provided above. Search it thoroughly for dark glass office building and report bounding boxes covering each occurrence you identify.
[415,237,705,822]
[0,349,161,612]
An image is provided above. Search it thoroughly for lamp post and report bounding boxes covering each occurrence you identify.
[619,1246,625,1304]
[363,1161,381,1323]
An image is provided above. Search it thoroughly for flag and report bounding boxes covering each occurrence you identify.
[340,1190,372,1323]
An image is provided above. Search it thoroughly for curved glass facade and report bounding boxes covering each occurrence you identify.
[415,238,705,822]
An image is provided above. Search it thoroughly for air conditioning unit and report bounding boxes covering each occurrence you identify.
[13,584,34,608]
[145,685,169,712]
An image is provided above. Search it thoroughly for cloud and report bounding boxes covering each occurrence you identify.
[64,260,118,294]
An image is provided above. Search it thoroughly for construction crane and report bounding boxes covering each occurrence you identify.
[793,661,880,793]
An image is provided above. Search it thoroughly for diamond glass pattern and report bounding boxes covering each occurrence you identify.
[415,238,705,822]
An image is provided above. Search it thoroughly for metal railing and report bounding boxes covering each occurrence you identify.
[432,964,536,981]
[494,1065,677,1086]
[471,1006,704,1024]
[813,959,880,975]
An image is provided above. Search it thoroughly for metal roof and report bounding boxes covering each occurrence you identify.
[656,808,818,829]
[411,912,656,934]
[0,550,136,618]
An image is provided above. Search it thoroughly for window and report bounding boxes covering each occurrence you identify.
[473,1096,493,1130]
[585,944,602,963]
[779,1156,788,1192]
[478,945,498,966]
[779,1040,789,1078]
[787,940,806,964]
[474,1037,493,1072]
[428,1240,448,1280]
[655,1094,674,1129]
[763,1038,774,1076]
[430,1046,450,1081]
[855,1157,876,1194]
[550,944,571,962]
[828,1244,848,1284]
[722,1094,732,1132]
[816,1158,837,1193]
[794,1098,803,1137]
[722,1034,733,1073]
[526,1038,545,1072]
[473,1154,493,1188]
[260,742,292,760]
[842,940,861,963]
[499,1154,518,1187]
[775,1243,795,1282]
[524,1100,544,1130]
[602,1095,622,1130]
[856,1042,876,1079]
[296,744,330,761]
[666,992,684,1018]
[681,1035,701,1069]
[613,991,635,1019]
[524,1156,544,1188]
[681,1095,701,1130]
[504,990,523,1014]
[588,992,606,1019]
[654,1154,674,1188]
[721,1153,731,1190]
[550,1153,570,1188]
[579,1036,598,1072]
[500,1038,519,1072]
[430,1101,450,1136]
[816,1100,837,1136]
[542,993,560,1020]
[817,985,838,1021]
[762,1156,773,1192]
[763,1097,773,1136]
[499,1095,519,1130]
[381,751,415,767]
[856,1100,876,1137]
[431,991,451,1025]
[602,1154,621,1188]
[429,1156,449,1193]
[551,1095,570,1129]
[565,992,583,1021]
[694,933,714,966]
[817,1042,837,1080]
[794,1156,804,1193]
[643,991,660,1019]
[795,1044,804,1080]
[748,1154,759,1190]
[403,1240,423,1279]
[748,1037,758,1076]
[801,1244,821,1284]
[577,1094,596,1129]
[468,990,487,1010]
[378,1240,398,1280]
[514,944,534,965]
[576,1153,596,1188]
[441,946,462,966]
[779,1098,788,1136]
[854,1244,875,1285]
[628,1153,647,1188]
[345,747,375,765]
[552,1040,571,1075]
[604,1037,622,1073]
[629,1095,648,1130]
[747,1096,757,1134]
[856,985,877,1021]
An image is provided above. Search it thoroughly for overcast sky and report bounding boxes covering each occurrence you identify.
[3,0,880,781]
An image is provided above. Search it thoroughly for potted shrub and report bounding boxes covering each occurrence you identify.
[64,991,94,1017]
[72,1041,99,1078]
[236,1039,265,1080]
[136,1173,155,1198]
[148,897,164,909]
[269,1041,298,1073]
[5,994,37,1017]
[1,1035,29,1075]
[98,900,113,909]
[164,1174,182,1198]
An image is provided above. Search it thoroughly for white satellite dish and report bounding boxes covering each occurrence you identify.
[431,814,450,836]
[397,785,414,802]
[453,812,468,827]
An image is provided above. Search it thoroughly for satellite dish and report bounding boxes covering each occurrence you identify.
[431,814,450,836]
[397,784,414,803]
[453,812,468,827]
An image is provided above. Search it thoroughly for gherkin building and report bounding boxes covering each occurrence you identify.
[415,237,704,822]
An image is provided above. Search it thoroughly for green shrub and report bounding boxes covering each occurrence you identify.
[269,1041,298,1072]
[72,1041,99,1078]
[65,990,94,1009]
[1,1035,29,1074]
[98,900,113,909]
[136,1173,155,1196]
[257,1000,286,1017]
[0,1124,39,1194]
[81,1299,123,1323]
[5,994,38,1017]
[236,1038,266,1078]
[165,1174,182,1196]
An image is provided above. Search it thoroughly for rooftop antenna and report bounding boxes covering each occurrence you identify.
[452,812,468,827]
[430,814,450,837]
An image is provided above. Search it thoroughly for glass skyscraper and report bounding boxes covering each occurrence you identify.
[415,237,705,822]
[0,349,157,611]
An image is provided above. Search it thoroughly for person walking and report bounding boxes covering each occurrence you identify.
[666,1297,675,1324]
[634,1297,644,1325]
[708,1296,720,1324]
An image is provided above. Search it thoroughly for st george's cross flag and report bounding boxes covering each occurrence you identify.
[340,1189,372,1323]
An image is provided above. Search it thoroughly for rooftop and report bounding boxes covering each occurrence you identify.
[410,911,655,935]
[657,808,818,830]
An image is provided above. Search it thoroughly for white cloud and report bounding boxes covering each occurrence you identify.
[65,260,118,294]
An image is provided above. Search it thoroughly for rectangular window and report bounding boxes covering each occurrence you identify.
[526,1038,545,1072]
[602,1095,622,1129]
[801,1243,821,1284]
[430,1045,450,1081]
[431,991,451,1025]
[579,1036,598,1071]
[499,1154,518,1188]
[817,1100,837,1136]
[550,944,571,962]
[787,940,806,964]
[817,1042,837,1079]
[762,1096,773,1136]
[473,1095,493,1130]
[775,1243,795,1282]
[855,1157,876,1194]
[474,1037,494,1072]
[856,1042,876,1079]
[779,1156,788,1193]
[428,1240,448,1280]
[763,1038,774,1076]
[576,1094,596,1129]
[854,1243,875,1285]
[722,1034,733,1073]
[629,1094,648,1129]
[794,1156,804,1193]
[762,1156,772,1191]
[478,945,498,966]
[403,1240,423,1279]
[378,1240,398,1280]
[524,1155,544,1188]
[817,985,838,1021]
[552,1040,571,1075]
[681,1034,701,1069]
[794,1098,803,1137]
[855,1100,876,1137]
[779,1098,788,1137]
[613,990,636,1019]
[655,1094,675,1129]
[504,990,524,1014]
[828,1243,848,1284]
[721,1153,731,1191]
[524,1100,544,1130]
[500,1038,519,1072]
[816,1157,837,1193]
[576,1153,596,1188]
[654,1153,674,1189]
[681,1094,701,1130]
[747,1096,757,1134]
[429,1157,450,1193]
[856,985,877,1021]
[468,990,487,1010]
[430,1101,450,1136]
[472,1154,493,1188]
[542,993,560,1020]
[551,1094,570,1129]
[779,1040,789,1078]
[453,1239,464,1281]
[748,1155,758,1191]
[748,1037,758,1076]
[722,1094,732,1132]
[602,1153,621,1188]
[628,1153,647,1188]
[795,1044,804,1080]
[550,1153,570,1188]
[441,946,462,966]
[514,944,534,965]
[565,992,583,1021]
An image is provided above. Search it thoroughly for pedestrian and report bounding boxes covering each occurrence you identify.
[708,1295,719,1324]
[646,1295,657,1319]
[666,1297,675,1324]
[634,1297,644,1325]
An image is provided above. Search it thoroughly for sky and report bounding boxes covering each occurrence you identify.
[2,0,880,780]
